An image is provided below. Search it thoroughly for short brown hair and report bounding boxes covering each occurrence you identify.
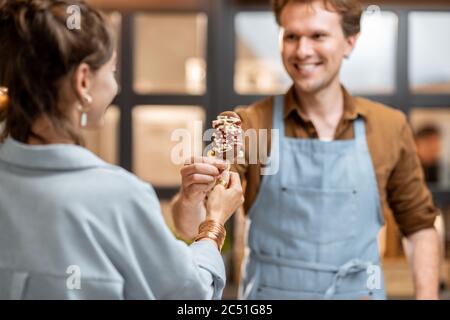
[0,0,114,144]
[272,0,363,37]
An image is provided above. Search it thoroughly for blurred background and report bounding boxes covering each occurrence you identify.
[82,0,450,299]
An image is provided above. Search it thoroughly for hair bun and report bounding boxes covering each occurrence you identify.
[0,0,51,18]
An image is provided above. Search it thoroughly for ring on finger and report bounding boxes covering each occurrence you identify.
[217,178,228,187]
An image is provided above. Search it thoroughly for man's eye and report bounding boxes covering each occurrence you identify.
[312,33,326,40]
[284,34,297,41]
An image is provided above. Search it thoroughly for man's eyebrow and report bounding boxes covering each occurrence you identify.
[283,28,331,35]
[307,28,331,35]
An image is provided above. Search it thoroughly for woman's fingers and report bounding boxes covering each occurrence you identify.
[217,170,230,187]
[228,172,242,190]
[184,156,227,171]
[179,157,228,207]
[181,162,221,177]
[184,173,216,187]
[205,180,216,192]
[228,172,244,206]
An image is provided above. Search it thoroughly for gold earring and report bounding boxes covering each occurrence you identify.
[78,93,92,127]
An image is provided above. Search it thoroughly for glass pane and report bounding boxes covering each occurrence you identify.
[83,105,120,165]
[341,10,398,94]
[133,105,205,187]
[410,108,450,188]
[234,12,291,95]
[409,12,450,94]
[134,13,207,94]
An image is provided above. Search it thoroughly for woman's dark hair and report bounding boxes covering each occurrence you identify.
[0,0,114,144]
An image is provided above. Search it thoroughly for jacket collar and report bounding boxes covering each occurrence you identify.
[0,137,107,170]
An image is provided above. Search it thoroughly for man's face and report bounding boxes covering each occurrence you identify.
[280,1,358,94]
[416,134,442,166]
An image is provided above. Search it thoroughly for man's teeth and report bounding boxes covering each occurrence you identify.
[296,63,318,71]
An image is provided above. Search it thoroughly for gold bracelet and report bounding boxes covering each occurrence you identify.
[195,221,226,251]
[198,221,226,243]
[198,220,226,234]
[194,220,226,251]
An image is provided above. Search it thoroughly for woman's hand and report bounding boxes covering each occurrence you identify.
[206,172,244,225]
[179,156,227,206]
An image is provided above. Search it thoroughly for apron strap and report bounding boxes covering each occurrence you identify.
[259,94,285,176]
[273,95,285,133]
[252,252,372,299]
[324,259,371,299]
[353,117,366,144]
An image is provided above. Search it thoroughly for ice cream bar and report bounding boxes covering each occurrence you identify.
[211,111,243,161]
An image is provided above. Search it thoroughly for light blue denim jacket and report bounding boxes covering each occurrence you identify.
[0,137,225,299]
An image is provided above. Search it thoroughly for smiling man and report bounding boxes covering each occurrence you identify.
[172,0,440,300]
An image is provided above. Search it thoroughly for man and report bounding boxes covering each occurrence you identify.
[414,124,442,183]
[172,0,440,299]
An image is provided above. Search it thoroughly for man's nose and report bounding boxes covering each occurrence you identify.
[295,37,314,59]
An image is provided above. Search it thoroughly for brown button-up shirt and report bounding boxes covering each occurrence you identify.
[234,86,437,236]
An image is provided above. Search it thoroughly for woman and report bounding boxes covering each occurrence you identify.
[0,0,243,299]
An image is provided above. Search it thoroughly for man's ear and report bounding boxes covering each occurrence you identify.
[344,32,360,58]
[73,62,92,102]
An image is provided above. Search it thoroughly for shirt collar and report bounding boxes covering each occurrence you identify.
[0,137,107,170]
[283,85,368,122]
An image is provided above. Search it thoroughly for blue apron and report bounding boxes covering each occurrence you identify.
[239,95,386,300]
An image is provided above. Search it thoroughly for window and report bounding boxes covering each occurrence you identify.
[341,10,398,95]
[409,12,450,94]
[134,13,207,94]
[132,105,205,187]
[234,12,291,95]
